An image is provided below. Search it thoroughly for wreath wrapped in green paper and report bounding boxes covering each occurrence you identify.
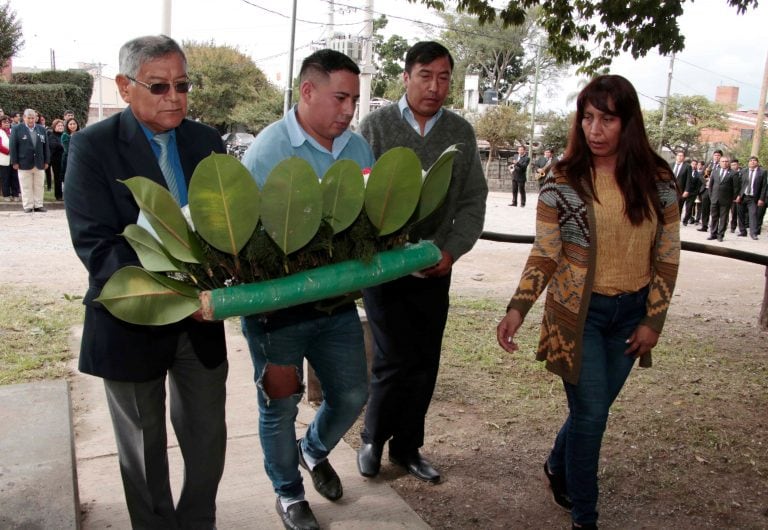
[96,145,458,325]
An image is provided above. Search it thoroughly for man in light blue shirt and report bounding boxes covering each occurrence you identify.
[240,49,373,530]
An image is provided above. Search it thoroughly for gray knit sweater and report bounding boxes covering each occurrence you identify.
[359,104,488,262]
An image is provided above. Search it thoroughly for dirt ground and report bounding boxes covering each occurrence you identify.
[2,200,767,529]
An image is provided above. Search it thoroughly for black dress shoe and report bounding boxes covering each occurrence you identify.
[572,523,598,530]
[389,450,440,483]
[275,498,320,530]
[697,227,708,232]
[751,235,758,240]
[33,206,47,212]
[738,232,747,237]
[706,235,717,240]
[509,203,517,206]
[717,237,723,242]
[544,461,573,511]
[297,438,342,501]
[357,442,383,477]
[23,208,33,213]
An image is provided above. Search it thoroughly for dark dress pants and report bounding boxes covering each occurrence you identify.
[710,202,731,239]
[361,273,450,455]
[682,196,697,225]
[699,194,711,229]
[104,332,228,529]
[511,179,526,206]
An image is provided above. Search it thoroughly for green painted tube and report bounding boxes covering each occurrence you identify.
[200,241,441,320]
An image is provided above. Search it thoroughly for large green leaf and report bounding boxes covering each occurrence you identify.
[95,266,200,325]
[188,153,261,255]
[122,177,203,263]
[415,144,458,221]
[260,157,323,255]
[122,224,185,272]
[321,159,365,233]
[365,147,422,235]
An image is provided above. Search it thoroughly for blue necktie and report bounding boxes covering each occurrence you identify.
[152,133,184,204]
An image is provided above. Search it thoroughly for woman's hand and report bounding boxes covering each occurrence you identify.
[497,309,524,353]
[624,324,659,358]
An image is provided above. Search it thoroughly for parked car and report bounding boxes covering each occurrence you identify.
[222,132,255,159]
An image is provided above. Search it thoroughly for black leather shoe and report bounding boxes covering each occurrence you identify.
[357,442,383,477]
[697,227,708,232]
[389,450,440,483]
[33,206,46,212]
[544,461,573,511]
[275,498,320,530]
[706,235,717,240]
[572,523,598,530]
[297,438,342,501]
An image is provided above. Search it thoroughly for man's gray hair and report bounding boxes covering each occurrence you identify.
[118,35,186,78]
[23,108,37,118]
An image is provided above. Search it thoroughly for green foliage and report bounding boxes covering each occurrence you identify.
[411,0,759,74]
[372,31,410,99]
[0,69,92,124]
[539,111,572,155]
[416,145,458,221]
[644,95,728,156]
[189,154,260,256]
[122,177,203,264]
[365,147,422,235]
[321,160,366,234]
[730,129,768,164]
[184,41,282,134]
[474,105,529,157]
[95,267,201,326]
[0,2,23,70]
[121,224,184,272]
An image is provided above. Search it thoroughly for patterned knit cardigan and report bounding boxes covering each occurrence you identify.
[506,170,680,385]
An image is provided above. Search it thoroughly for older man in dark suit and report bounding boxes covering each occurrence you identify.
[735,156,767,240]
[10,108,50,213]
[65,35,228,529]
[707,155,739,242]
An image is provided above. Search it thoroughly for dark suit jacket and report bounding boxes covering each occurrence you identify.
[65,108,227,382]
[510,153,529,182]
[9,124,50,170]
[671,161,691,194]
[708,166,738,205]
[739,167,767,201]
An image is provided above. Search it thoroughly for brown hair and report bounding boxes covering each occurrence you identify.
[554,75,672,225]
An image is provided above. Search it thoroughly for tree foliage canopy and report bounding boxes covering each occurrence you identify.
[643,95,728,156]
[411,0,759,73]
[473,104,528,158]
[0,1,23,69]
[183,41,281,134]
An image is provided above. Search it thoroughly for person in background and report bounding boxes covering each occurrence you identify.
[65,35,228,529]
[508,144,530,207]
[681,157,701,226]
[61,117,79,178]
[497,75,680,530]
[46,119,65,200]
[63,110,75,122]
[356,41,487,485]
[240,49,373,530]
[729,158,742,234]
[735,155,766,240]
[533,147,555,188]
[0,114,20,202]
[10,108,50,213]
[707,155,738,242]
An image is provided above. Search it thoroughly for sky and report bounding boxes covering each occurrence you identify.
[8,0,767,114]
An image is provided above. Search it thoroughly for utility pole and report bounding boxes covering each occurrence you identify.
[161,0,172,35]
[357,0,375,124]
[752,48,768,156]
[50,49,56,71]
[326,0,335,47]
[284,0,298,115]
[658,52,675,154]
[528,39,541,161]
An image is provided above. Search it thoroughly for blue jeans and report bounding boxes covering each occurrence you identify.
[241,307,368,499]
[547,286,648,525]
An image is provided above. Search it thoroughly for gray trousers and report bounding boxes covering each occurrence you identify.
[104,334,228,529]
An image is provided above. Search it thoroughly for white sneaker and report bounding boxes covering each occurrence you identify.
[2,197,10,202]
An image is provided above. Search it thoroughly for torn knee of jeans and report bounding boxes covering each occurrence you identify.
[259,362,304,401]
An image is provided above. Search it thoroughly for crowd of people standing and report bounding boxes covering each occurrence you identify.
[0,107,79,209]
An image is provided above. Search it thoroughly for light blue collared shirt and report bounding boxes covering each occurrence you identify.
[398,94,444,137]
[139,123,188,206]
[242,105,375,188]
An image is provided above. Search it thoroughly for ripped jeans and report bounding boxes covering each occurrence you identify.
[241,307,368,499]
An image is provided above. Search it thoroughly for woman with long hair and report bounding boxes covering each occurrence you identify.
[47,119,65,200]
[0,114,20,201]
[497,75,680,529]
[61,117,80,179]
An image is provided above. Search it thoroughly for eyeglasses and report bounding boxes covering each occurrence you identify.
[126,76,192,95]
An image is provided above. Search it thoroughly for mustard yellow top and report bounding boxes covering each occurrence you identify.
[592,171,658,295]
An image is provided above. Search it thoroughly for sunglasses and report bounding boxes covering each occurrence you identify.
[126,76,192,95]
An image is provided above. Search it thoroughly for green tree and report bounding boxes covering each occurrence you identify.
[372,33,410,99]
[0,2,23,69]
[183,41,281,133]
[731,129,768,164]
[411,0,758,74]
[473,104,528,171]
[539,111,572,155]
[644,95,728,157]
[436,11,565,107]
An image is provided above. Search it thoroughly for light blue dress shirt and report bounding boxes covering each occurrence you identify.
[398,94,444,137]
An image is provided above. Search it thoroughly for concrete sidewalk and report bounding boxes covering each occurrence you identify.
[70,323,430,529]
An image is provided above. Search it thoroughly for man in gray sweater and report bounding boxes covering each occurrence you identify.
[356,41,488,483]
